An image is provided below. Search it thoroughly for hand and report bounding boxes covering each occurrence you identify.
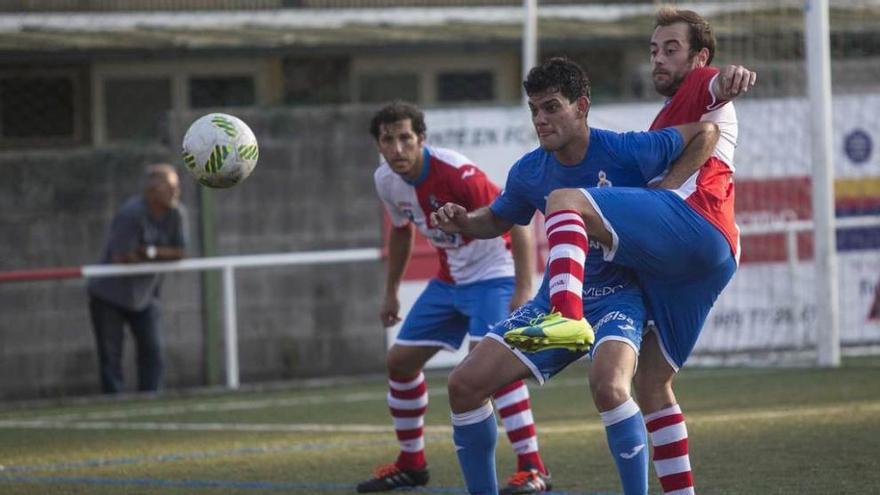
[716,64,756,100]
[112,250,142,263]
[508,287,531,312]
[430,202,469,234]
[380,294,402,327]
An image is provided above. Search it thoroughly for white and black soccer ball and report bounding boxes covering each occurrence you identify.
[181,113,259,188]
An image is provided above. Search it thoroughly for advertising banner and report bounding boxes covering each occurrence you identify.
[382,95,880,367]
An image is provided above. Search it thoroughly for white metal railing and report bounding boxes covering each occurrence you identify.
[82,248,383,389]
[738,216,880,315]
[3,215,880,388]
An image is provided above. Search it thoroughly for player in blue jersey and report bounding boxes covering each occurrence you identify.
[503,11,755,495]
[431,58,719,494]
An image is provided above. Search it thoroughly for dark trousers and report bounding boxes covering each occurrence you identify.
[88,296,163,394]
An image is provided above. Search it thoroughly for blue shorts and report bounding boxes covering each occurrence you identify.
[487,289,645,384]
[582,187,737,370]
[396,277,515,352]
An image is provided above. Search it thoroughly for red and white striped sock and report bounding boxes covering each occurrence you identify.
[493,380,547,474]
[545,209,588,320]
[388,372,428,470]
[645,404,694,495]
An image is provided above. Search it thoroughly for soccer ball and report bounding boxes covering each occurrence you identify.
[181,113,259,188]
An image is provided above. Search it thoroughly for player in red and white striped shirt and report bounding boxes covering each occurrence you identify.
[357,102,552,494]
[636,10,755,495]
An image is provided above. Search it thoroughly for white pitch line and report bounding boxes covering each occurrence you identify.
[2,400,878,434]
[17,367,821,423]
[25,377,591,422]
[28,390,389,422]
[0,419,423,433]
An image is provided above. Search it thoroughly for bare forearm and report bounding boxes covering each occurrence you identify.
[155,246,184,261]
[712,64,757,101]
[385,226,413,296]
[461,207,513,239]
[509,224,534,294]
[113,245,184,263]
[657,123,719,189]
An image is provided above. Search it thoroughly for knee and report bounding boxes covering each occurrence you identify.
[589,376,631,412]
[447,367,489,413]
[546,188,601,226]
[546,188,587,213]
[385,348,420,379]
[632,370,673,404]
[631,371,652,396]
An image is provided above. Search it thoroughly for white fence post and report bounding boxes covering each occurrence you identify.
[805,0,840,367]
[222,265,240,389]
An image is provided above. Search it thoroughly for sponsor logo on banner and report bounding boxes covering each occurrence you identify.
[844,128,873,165]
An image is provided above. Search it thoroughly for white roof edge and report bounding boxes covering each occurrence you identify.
[0,2,804,33]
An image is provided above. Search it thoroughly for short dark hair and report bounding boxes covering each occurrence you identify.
[655,7,716,65]
[369,101,427,140]
[143,163,177,190]
[523,57,591,102]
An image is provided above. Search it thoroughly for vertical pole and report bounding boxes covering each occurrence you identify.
[222,266,240,388]
[786,228,802,341]
[522,0,538,100]
[199,186,222,386]
[786,227,799,294]
[805,0,839,367]
[523,0,541,276]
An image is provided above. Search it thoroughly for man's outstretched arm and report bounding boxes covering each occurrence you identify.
[431,204,514,239]
[508,224,535,310]
[380,224,415,327]
[712,64,757,101]
[654,122,720,190]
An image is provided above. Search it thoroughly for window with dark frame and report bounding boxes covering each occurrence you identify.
[0,76,76,139]
[436,71,494,102]
[358,73,419,103]
[189,76,256,108]
[103,78,172,143]
[283,56,351,105]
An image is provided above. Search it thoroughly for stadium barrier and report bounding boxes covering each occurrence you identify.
[0,248,382,389]
[1,216,879,389]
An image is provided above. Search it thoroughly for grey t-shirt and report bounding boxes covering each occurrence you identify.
[87,196,187,311]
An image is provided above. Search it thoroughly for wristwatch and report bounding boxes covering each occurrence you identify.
[145,245,157,260]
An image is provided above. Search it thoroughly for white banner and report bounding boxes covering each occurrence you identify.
[422,94,880,181]
[385,95,880,368]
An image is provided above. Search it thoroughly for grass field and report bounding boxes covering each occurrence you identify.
[1,356,879,495]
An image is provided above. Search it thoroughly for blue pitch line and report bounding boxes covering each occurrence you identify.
[0,475,619,495]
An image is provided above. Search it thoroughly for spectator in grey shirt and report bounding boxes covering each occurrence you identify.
[87,164,186,394]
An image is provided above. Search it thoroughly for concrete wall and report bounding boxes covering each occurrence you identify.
[0,106,387,400]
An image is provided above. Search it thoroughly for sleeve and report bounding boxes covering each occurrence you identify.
[171,207,187,248]
[454,164,500,210]
[373,173,411,228]
[618,128,685,183]
[687,66,727,112]
[488,160,536,226]
[105,211,142,257]
[650,67,725,130]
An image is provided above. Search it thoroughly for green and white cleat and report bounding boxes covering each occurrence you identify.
[503,312,595,352]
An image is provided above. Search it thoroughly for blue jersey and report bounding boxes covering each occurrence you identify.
[490,126,684,305]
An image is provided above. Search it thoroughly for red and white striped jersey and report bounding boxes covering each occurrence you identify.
[374,146,514,284]
[650,66,740,260]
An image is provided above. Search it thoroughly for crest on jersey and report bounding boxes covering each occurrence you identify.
[597,171,613,187]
